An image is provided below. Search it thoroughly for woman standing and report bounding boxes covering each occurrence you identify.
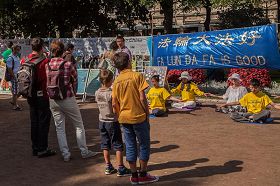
[47,40,97,162]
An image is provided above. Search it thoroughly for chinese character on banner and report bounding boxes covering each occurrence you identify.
[238,31,262,46]
[193,34,211,45]
[158,38,172,48]
[173,36,191,47]
[215,33,234,46]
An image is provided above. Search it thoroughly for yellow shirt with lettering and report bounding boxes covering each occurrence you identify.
[171,82,204,101]
[239,91,272,114]
[112,69,149,124]
[147,87,171,111]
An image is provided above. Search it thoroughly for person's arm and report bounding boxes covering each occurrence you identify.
[171,83,182,94]
[193,84,205,96]
[210,94,223,99]
[137,74,150,121]
[169,96,182,102]
[112,96,120,118]
[140,90,150,122]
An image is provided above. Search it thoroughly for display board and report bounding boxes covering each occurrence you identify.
[144,66,168,87]
[85,69,100,96]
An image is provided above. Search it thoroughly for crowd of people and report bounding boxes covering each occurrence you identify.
[1,34,280,185]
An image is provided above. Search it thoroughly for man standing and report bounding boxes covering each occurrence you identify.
[6,45,21,110]
[21,38,56,158]
[116,35,132,61]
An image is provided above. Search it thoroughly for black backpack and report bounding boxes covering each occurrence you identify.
[17,55,46,98]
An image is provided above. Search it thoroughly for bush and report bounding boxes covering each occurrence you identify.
[167,69,206,85]
[228,68,271,87]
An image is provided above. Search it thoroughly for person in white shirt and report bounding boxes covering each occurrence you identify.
[211,73,248,113]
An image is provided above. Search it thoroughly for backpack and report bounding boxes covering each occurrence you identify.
[17,55,46,98]
[46,60,68,100]
[5,56,14,82]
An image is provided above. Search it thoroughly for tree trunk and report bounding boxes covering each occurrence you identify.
[160,0,174,34]
[203,0,212,31]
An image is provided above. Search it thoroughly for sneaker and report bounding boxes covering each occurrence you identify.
[63,156,71,162]
[130,177,139,185]
[138,174,159,184]
[82,150,99,159]
[37,149,56,158]
[105,166,117,175]
[117,166,131,177]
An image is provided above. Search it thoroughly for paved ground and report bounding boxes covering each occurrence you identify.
[0,95,280,186]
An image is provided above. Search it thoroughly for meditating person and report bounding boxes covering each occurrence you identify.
[211,73,247,113]
[147,75,182,117]
[222,79,280,123]
[171,71,209,109]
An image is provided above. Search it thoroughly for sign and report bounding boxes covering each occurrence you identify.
[85,69,100,96]
[77,69,89,95]
[153,24,280,69]
[144,66,168,87]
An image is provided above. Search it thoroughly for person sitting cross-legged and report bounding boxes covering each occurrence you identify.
[171,71,210,109]
[210,73,247,113]
[221,79,280,123]
[147,75,182,117]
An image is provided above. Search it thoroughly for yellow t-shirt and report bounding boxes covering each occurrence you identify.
[171,82,204,101]
[112,69,149,124]
[239,91,272,114]
[147,87,171,111]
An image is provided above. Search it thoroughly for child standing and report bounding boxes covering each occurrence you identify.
[95,69,131,176]
[171,71,209,109]
[224,79,280,123]
[112,52,159,185]
[147,75,182,116]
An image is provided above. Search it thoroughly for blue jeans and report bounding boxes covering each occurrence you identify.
[122,121,150,162]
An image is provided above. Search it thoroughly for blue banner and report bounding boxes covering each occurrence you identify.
[153,24,280,69]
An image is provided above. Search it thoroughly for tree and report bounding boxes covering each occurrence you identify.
[0,0,149,38]
[139,0,174,34]
[182,0,264,32]
[218,2,270,29]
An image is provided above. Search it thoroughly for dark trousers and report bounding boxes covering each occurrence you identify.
[28,97,51,152]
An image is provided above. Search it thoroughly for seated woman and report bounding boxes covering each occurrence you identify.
[147,75,181,117]
[171,71,209,109]
[223,79,280,123]
[211,73,248,113]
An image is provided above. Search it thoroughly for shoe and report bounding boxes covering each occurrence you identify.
[138,174,159,184]
[63,156,71,162]
[117,166,131,177]
[105,166,117,175]
[82,150,99,159]
[130,177,139,185]
[37,149,56,158]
